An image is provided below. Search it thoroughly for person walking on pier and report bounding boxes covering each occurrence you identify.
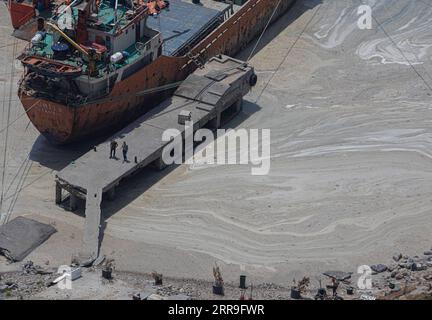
[122,141,129,163]
[110,140,118,159]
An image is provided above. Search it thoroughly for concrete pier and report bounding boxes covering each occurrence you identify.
[55,55,256,262]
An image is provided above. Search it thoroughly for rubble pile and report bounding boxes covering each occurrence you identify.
[0,261,57,299]
[1,247,432,300]
[298,248,432,300]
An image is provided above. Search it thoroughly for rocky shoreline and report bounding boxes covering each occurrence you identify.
[1,247,431,300]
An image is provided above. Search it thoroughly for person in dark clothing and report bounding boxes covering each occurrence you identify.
[122,141,129,162]
[110,140,118,159]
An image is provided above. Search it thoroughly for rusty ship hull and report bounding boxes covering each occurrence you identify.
[18,0,295,144]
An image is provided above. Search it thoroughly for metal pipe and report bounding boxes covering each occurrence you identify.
[53,0,79,19]
[46,21,89,57]
[114,0,118,25]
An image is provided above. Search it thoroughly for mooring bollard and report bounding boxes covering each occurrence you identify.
[239,275,247,289]
[213,285,224,296]
[290,288,301,299]
[102,267,112,280]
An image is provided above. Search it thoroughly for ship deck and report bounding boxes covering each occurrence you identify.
[147,0,230,56]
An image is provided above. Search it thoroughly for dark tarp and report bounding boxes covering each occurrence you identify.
[0,216,57,262]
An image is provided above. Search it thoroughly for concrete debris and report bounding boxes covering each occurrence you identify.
[133,291,154,300]
[22,261,53,275]
[0,270,58,298]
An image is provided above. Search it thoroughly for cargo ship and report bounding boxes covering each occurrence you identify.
[8,0,294,144]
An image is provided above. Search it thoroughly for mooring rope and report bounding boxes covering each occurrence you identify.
[246,0,283,62]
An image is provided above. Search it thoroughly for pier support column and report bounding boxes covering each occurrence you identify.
[154,157,168,171]
[69,194,78,212]
[82,188,103,262]
[107,187,116,201]
[55,182,62,205]
[210,111,221,129]
[235,99,243,113]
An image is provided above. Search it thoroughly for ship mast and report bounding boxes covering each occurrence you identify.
[114,0,118,26]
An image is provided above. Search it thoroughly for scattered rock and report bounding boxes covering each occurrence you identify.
[132,291,153,300]
[22,261,38,275]
[393,253,402,262]
[423,274,432,281]
[371,264,388,273]
[399,262,414,270]
[412,263,427,271]
[424,251,432,256]
[390,284,401,292]
[395,272,406,280]
[387,264,396,272]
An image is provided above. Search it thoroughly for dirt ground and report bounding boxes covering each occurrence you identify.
[1,0,432,293]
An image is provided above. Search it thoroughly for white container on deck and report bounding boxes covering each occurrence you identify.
[110,52,124,64]
[31,33,43,45]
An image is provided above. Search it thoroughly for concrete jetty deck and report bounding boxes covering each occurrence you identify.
[55,55,256,260]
